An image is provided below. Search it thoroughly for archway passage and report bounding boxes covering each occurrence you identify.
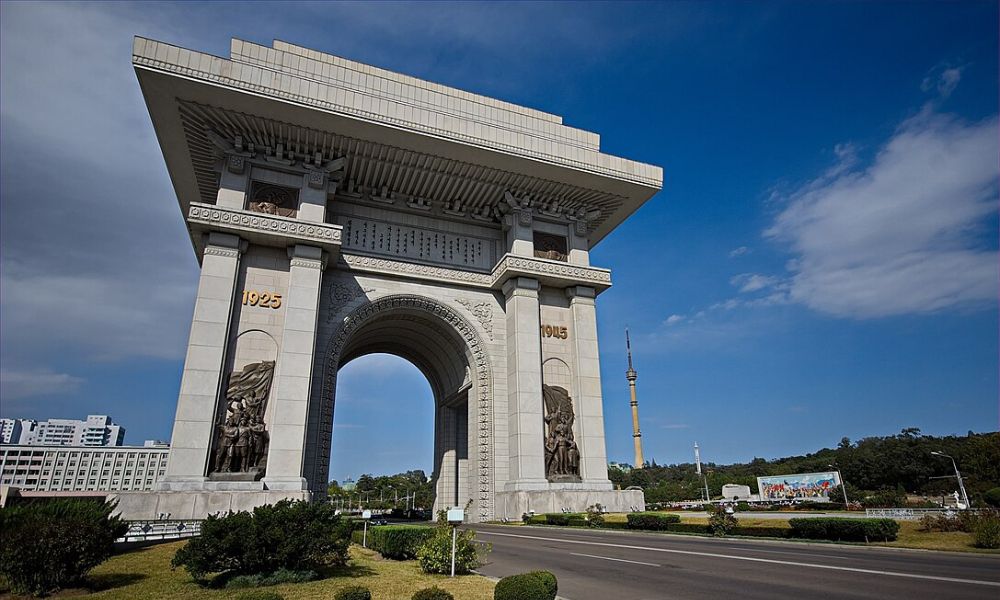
[309,295,493,520]
[328,354,435,499]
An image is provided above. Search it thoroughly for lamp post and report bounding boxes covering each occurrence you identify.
[828,464,850,509]
[931,451,970,509]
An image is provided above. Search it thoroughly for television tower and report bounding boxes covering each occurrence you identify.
[626,329,644,468]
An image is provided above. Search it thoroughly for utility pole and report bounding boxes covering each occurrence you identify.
[626,329,644,468]
[828,463,850,509]
[695,442,709,501]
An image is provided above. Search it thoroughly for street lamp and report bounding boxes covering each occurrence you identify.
[828,464,850,509]
[931,451,971,509]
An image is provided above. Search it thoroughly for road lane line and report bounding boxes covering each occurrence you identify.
[480,531,1000,588]
[726,547,850,560]
[570,552,660,567]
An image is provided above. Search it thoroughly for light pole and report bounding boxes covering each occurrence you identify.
[931,451,971,509]
[828,464,850,509]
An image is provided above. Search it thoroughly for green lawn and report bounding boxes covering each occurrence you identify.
[1,543,496,600]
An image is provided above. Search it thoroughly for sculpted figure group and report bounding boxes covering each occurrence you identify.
[212,361,275,476]
[543,384,581,480]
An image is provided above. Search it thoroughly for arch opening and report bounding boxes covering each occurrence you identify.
[310,295,493,520]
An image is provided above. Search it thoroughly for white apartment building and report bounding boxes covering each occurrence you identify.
[0,444,168,492]
[12,415,125,447]
[0,419,23,444]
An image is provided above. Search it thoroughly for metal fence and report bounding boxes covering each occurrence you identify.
[117,520,203,543]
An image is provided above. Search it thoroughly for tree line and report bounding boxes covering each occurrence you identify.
[328,469,436,509]
[609,429,1000,505]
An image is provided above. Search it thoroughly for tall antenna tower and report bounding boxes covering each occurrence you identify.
[626,329,644,469]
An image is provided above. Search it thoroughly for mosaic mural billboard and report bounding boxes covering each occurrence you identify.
[756,471,840,501]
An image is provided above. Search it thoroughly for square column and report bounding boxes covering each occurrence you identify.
[503,276,548,489]
[566,286,612,487]
[158,233,243,488]
[263,244,325,491]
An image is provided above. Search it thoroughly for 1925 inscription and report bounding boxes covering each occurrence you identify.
[540,324,568,339]
[242,290,282,309]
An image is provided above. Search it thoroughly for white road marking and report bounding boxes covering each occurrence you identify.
[570,552,661,567]
[726,546,850,560]
[480,531,1000,588]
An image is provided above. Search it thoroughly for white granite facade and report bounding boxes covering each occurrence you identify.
[127,36,661,521]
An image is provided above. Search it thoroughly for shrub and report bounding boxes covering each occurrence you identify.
[788,518,899,542]
[416,527,488,574]
[225,568,318,588]
[367,525,436,560]
[626,512,681,530]
[0,498,128,596]
[412,586,455,600]
[524,571,557,600]
[334,586,372,600]
[708,506,739,537]
[234,592,284,600]
[972,510,1000,549]
[171,499,352,582]
[984,487,1000,508]
[543,513,570,526]
[665,522,710,534]
[585,504,605,528]
[494,573,549,600]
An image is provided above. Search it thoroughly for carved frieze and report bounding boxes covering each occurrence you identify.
[456,298,495,341]
[327,281,375,321]
[248,182,298,218]
[187,203,343,249]
[533,231,568,262]
[211,361,274,478]
[543,384,581,482]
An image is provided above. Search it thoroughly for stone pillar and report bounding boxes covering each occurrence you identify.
[568,220,590,266]
[158,232,243,488]
[504,209,534,257]
[435,405,457,509]
[566,286,612,487]
[216,155,249,210]
[503,276,547,489]
[263,244,324,491]
[298,171,329,222]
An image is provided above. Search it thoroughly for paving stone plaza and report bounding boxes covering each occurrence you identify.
[112,36,662,522]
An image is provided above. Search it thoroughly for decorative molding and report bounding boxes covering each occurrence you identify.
[314,295,494,520]
[188,203,342,248]
[326,281,374,323]
[203,245,242,259]
[574,219,588,237]
[340,253,493,287]
[290,257,324,270]
[491,254,611,289]
[455,298,495,341]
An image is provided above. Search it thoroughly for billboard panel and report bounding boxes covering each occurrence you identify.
[756,471,840,501]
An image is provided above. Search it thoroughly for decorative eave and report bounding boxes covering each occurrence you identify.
[187,203,342,259]
[133,36,662,254]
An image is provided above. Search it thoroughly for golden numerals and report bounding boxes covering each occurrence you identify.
[242,290,282,309]
[540,324,569,339]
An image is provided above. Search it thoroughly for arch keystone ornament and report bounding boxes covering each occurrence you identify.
[111,35,661,521]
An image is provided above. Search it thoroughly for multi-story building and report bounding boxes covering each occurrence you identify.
[0,444,169,492]
[13,415,125,447]
[0,419,22,444]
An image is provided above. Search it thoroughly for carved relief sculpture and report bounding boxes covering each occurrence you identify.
[248,182,298,218]
[212,360,274,477]
[543,384,581,481]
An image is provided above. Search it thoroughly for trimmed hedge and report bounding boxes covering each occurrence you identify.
[334,586,372,600]
[234,592,284,600]
[788,518,899,542]
[495,572,550,600]
[524,571,557,600]
[367,525,436,560]
[543,513,570,525]
[626,512,681,530]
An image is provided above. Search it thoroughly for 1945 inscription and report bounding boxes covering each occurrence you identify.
[540,324,568,339]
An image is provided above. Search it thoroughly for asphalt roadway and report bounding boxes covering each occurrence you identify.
[473,524,1000,600]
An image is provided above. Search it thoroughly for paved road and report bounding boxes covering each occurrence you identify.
[474,525,1000,600]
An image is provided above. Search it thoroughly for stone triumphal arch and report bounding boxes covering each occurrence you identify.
[114,36,661,522]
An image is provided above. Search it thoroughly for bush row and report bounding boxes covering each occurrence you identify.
[626,512,681,530]
[787,518,899,542]
[365,525,437,560]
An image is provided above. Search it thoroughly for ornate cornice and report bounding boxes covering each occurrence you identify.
[337,252,612,294]
[202,245,242,259]
[187,203,342,253]
[491,254,611,293]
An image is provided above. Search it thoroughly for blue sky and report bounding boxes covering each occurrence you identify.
[1,1,996,484]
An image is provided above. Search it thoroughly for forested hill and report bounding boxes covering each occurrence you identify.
[609,429,1000,504]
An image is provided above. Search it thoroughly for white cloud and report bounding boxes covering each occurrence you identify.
[921,65,965,98]
[729,246,750,258]
[664,314,685,326]
[765,107,998,319]
[730,273,780,294]
[0,368,84,400]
